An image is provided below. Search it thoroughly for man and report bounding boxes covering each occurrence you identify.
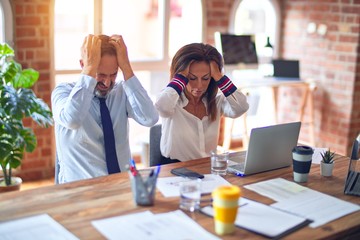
[52,34,159,183]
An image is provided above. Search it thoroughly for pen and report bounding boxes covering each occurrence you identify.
[129,159,138,176]
[228,169,245,177]
[155,165,161,176]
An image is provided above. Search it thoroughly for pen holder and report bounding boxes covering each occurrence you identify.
[129,169,158,206]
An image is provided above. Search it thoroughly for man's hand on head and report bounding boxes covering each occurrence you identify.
[109,35,134,81]
[80,34,101,78]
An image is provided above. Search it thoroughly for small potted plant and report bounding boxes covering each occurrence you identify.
[0,43,53,192]
[320,149,335,177]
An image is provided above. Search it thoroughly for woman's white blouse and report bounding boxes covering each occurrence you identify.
[155,75,249,162]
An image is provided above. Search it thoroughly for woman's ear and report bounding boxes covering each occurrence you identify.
[79,59,84,68]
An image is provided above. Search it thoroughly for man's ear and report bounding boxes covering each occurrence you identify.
[79,59,84,68]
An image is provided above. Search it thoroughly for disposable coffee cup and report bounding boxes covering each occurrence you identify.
[212,185,241,235]
[292,145,314,182]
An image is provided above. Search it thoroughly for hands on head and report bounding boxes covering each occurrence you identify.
[80,34,134,81]
[178,60,223,82]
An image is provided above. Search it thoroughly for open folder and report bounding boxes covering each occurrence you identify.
[200,198,311,239]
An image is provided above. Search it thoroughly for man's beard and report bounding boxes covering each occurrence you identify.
[94,82,114,98]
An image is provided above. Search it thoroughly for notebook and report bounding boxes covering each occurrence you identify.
[344,136,360,196]
[227,122,301,176]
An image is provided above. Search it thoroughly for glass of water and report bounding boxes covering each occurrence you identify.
[179,179,202,212]
[211,149,229,176]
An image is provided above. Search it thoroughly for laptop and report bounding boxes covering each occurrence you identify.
[272,59,300,80]
[227,122,301,176]
[344,135,360,196]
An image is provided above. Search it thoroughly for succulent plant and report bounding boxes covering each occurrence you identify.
[321,149,336,164]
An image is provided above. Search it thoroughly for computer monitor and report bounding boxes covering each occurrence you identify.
[215,32,258,70]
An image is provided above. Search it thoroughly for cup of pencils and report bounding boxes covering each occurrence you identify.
[128,159,161,206]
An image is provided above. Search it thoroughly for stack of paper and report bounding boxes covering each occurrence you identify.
[245,178,360,228]
[92,210,221,240]
[0,214,79,240]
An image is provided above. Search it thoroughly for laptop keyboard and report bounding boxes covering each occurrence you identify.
[229,162,245,172]
[345,171,360,196]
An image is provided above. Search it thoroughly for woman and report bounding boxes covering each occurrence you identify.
[155,43,249,164]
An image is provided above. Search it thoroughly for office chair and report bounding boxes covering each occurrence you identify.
[149,124,162,167]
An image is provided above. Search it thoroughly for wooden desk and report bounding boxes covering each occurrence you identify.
[0,155,359,239]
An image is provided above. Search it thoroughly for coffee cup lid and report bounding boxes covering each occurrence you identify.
[212,185,241,200]
[292,145,314,155]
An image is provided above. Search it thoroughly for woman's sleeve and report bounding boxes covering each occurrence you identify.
[155,74,188,118]
[216,75,249,118]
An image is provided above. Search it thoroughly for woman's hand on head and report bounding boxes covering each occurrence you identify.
[110,35,134,80]
[80,34,101,78]
[177,61,193,78]
[210,61,223,81]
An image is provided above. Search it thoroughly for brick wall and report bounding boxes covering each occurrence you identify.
[9,0,360,180]
[279,0,360,155]
[11,0,54,181]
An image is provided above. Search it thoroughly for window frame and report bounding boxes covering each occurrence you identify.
[53,0,205,76]
[229,0,281,59]
[0,0,14,46]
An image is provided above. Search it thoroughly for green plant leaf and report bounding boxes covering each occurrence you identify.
[13,68,39,88]
[0,42,53,184]
[0,43,14,57]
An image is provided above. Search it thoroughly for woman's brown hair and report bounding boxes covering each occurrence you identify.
[170,43,224,122]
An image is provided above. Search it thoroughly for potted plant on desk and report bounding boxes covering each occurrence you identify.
[0,43,53,192]
[320,149,336,177]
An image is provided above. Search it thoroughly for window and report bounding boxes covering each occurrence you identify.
[227,0,281,134]
[230,0,280,63]
[0,0,14,45]
[54,0,203,83]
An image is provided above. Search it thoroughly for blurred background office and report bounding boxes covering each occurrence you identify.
[1,0,359,181]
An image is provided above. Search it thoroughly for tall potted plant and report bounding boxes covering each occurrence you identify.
[0,43,53,191]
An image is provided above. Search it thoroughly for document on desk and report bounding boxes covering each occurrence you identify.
[156,174,231,197]
[201,197,311,239]
[245,178,360,228]
[0,214,79,240]
[92,210,221,240]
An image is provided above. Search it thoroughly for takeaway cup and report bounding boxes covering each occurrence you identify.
[292,145,314,182]
[212,185,241,235]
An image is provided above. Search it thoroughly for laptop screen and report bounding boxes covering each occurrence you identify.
[272,59,300,79]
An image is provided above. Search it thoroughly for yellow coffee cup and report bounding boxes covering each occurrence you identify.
[212,185,241,235]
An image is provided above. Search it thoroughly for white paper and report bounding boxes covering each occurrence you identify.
[0,214,79,240]
[156,174,231,197]
[201,198,308,238]
[244,177,308,202]
[245,178,360,228]
[92,210,221,240]
[271,189,360,228]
